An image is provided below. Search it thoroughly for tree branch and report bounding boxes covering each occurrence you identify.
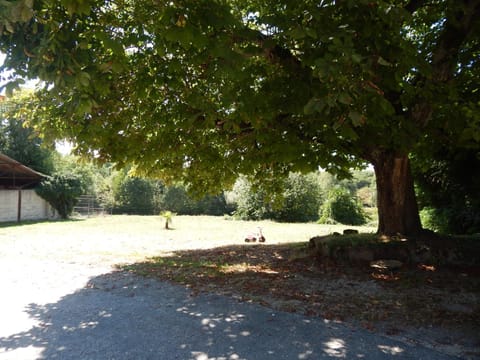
[431,0,480,82]
[404,0,427,14]
[412,0,480,126]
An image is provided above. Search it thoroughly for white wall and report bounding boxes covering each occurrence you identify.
[0,189,57,222]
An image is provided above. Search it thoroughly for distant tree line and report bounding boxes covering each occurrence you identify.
[84,166,374,226]
[230,172,373,225]
[98,168,235,216]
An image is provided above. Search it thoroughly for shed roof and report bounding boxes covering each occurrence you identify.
[0,153,45,189]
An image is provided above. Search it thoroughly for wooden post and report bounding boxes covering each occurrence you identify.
[17,190,22,222]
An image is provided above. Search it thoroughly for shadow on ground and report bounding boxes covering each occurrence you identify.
[120,243,480,325]
[0,269,459,359]
[119,243,480,359]
[0,218,84,229]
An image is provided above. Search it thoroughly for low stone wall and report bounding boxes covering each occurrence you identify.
[0,189,57,222]
[309,233,480,266]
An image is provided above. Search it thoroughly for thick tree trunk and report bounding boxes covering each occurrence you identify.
[372,152,422,236]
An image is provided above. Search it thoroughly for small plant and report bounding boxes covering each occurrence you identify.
[160,210,176,229]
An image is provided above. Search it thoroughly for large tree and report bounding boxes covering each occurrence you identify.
[1,0,479,235]
[0,93,54,174]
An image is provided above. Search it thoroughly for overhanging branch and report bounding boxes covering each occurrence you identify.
[405,0,427,14]
[431,0,480,82]
[412,0,480,126]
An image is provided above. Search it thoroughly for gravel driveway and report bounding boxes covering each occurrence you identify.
[0,217,474,359]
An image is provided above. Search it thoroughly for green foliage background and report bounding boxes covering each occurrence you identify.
[0,94,54,174]
[35,174,84,219]
[413,147,480,235]
[112,175,157,215]
[318,187,367,226]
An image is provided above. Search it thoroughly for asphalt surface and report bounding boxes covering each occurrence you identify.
[0,258,465,360]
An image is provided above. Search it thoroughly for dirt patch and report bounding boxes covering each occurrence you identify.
[122,243,480,359]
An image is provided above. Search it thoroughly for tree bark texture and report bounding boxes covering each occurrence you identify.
[372,152,422,236]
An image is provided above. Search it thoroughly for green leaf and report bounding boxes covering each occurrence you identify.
[76,98,93,114]
[304,27,317,39]
[78,41,89,50]
[20,2,33,22]
[62,0,77,16]
[378,98,395,115]
[340,125,359,140]
[4,21,14,33]
[338,93,352,105]
[377,56,392,66]
[304,98,326,115]
[59,0,91,16]
[348,111,363,126]
[102,36,124,55]
[351,53,362,63]
[164,27,194,47]
[77,72,91,87]
[289,27,306,39]
[1,79,25,97]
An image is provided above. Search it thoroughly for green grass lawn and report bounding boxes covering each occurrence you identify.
[0,215,376,264]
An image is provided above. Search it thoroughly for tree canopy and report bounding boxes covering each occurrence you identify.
[0,93,54,174]
[1,0,479,235]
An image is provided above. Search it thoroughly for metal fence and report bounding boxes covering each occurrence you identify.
[73,194,107,216]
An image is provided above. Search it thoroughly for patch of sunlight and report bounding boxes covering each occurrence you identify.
[78,321,99,329]
[175,307,203,317]
[378,345,404,355]
[378,235,408,243]
[191,351,209,360]
[61,320,98,332]
[224,313,245,322]
[323,338,346,358]
[98,310,112,318]
[298,349,313,359]
[0,346,44,360]
[219,263,279,275]
[201,318,217,329]
[191,351,241,360]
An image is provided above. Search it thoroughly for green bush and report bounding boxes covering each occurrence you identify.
[113,176,156,214]
[158,184,196,214]
[194,193,233,216]
[319,187,367,225]
[159,183,233,216]
[420,207,447,234]
[231,173,322,222]
[420,206,480,235]
[413,147,480,235]
[275,172,322,222]
[35,174,84,219]
[231,177,273,220]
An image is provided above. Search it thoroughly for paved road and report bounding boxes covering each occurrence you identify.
[0,259,462,360]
